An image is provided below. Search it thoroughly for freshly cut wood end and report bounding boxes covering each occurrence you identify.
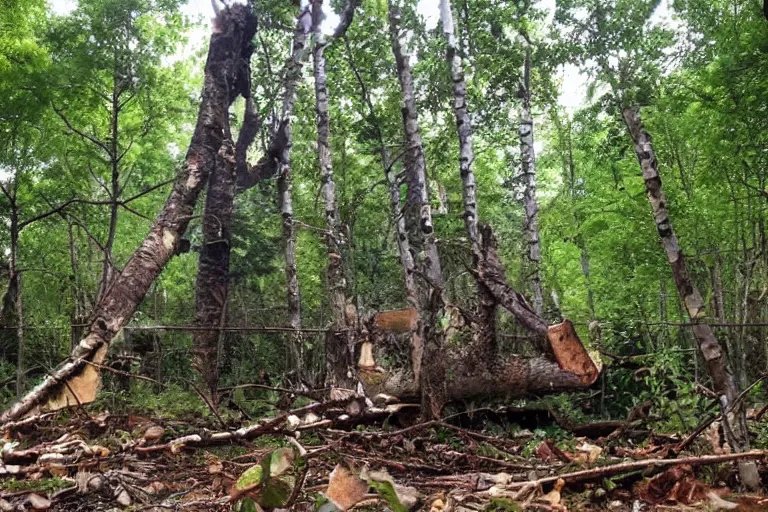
[547,319,600,386]
[374,308,418,333]
[358,341,375,369]
[42,343,108,414]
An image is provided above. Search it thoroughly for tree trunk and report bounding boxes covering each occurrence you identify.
[9,212,23,397]
[391,0,446,416]
[346,32,416,310]
[477,225,548,337]
[193,138,237,404]
[279,169,303,376]
[390,4,442,295]
[437,0,496,354]
[275,13,311,378]
[97,82,122,304]
[622,106,759,491]
[361,314,595,401]
[387,1,429,391]
[361,353,588,402]
[312,0,353,389]
[0,5,258,423]
[519,46,544,318]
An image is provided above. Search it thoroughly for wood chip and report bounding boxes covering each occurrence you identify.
[27,494,51,510]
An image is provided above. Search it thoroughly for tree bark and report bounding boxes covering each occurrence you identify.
[622,106,759,491]
[390,1,445,413]
[519,45,544,318]
[311,0,356,388]
[0,4,258,423]
[192,138,237,404]
[346,33,416,310]
[438,0,496,354]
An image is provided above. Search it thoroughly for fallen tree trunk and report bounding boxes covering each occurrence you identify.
[360,313,599,402]
[359,349,587,402]
[0,4,258,423]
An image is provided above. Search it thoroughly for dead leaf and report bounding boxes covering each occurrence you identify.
[708,491,738,510]
[536,441,557,462]
[330,388,356,401]
[47,463,67,477]
[325,464,368,511]
[144,481,167,494]
[143,425,165,443]
[115,487,131,507]
[0,498,12,512]
[540,478,565,506]
[429,497,446,512]
[637,465,711,505]
[574,442,602,464]
[27,494,51,510]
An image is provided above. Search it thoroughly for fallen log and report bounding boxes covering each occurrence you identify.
[362,310,600,402]
[0,5,258,423]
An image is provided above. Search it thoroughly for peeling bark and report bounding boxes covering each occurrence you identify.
[622,106,759,491]
[192,139,237,403]
[0,5,258,423]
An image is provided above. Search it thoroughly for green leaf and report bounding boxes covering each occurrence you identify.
[259,476,294,508]
[235,464,264,492]
[267,447,295,477]
[368,479,407,512]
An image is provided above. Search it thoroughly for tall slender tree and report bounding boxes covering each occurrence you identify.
[517,0,544,317]
[310,0,360,389]
[388,0,441,390]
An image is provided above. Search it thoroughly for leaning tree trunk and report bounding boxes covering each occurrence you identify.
[390,1,444,412]
[622,106,759,491]
[438,0,496,355]
[0,5,258,423]
[519,45,544,318]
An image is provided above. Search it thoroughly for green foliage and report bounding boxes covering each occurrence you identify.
[1,0,767,440]
[485,498,522,512]
[232,447,298,509]
[95,383,208,419]
[0,476,69,494]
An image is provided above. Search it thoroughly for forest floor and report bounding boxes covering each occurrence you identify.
[0,394,767,512]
